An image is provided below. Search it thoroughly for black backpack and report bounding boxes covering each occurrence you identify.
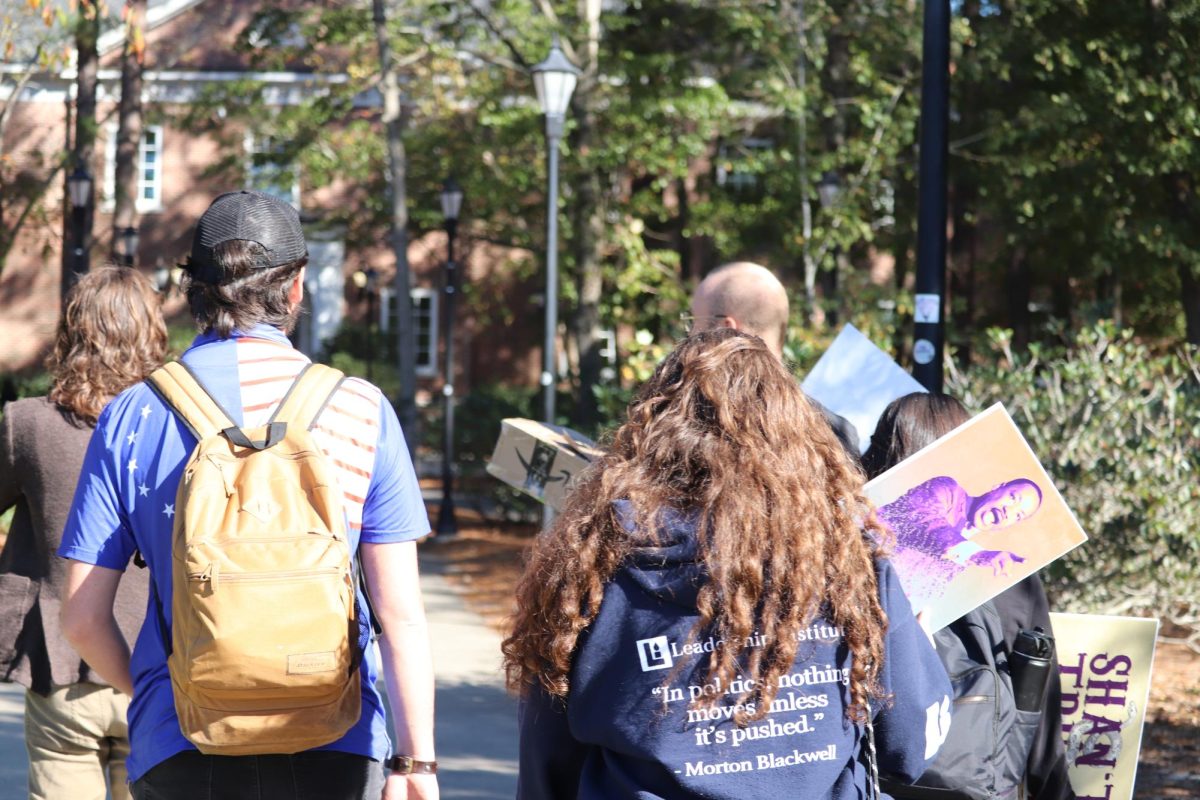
[881,601,1041,800]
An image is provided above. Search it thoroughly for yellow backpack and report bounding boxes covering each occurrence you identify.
[147,361,361,755]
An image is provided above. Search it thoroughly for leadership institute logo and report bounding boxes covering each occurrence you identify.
[636,636,673,672]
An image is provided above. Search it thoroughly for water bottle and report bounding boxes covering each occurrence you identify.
[1010,627,1055,712]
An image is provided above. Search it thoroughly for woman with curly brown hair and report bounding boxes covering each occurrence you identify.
[503,328,951,799]
[0,266,166,800]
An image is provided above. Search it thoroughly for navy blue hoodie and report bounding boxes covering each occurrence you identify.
[517,513,952,799]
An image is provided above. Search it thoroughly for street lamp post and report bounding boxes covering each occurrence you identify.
[914,0,951,392]
[118,225,139,267]
[531,37,580,429]
[817,170,842,327]
[65,166,93,293]
[436,177,464,537]
[531,37,579,531]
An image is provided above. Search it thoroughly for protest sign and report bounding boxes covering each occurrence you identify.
[863,403,1088,630]
[1050,613,1159,800]
[800,324,926,454]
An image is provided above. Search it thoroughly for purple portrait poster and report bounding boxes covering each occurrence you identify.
[863,403,1088,630]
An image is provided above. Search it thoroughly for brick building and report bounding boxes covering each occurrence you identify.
[0,0,543,400]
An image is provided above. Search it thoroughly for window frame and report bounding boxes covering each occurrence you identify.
[378,286,440,379]
[244,131,301,209]
[102,122,165,213]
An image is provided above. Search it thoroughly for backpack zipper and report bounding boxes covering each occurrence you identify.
[189,564,344,592]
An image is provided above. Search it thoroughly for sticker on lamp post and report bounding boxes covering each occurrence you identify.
[913,338,936,365]
[914,294,941,324]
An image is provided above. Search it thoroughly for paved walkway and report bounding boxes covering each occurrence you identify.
[421,551,519,798]
[0,549,518,800]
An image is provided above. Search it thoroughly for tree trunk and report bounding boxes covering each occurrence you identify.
[1007,249,1031,350]
[817,2,851,325]
[61,0,100,300]
[796,0,817,322]
[891,164,915,359]
[949,177,978,366]
[951,0,981,366]
[372,0,417,453]
[1179,264,1200,346]
[1165,173,1199,344]
[1051,270,1072,333]
[112,0,146,264]
[569,0,605,432]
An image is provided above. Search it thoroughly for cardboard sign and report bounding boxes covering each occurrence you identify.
[800,324,926,454]
[487,418,603,511]
[1050,613,1159,800]
[863,404,1088,630]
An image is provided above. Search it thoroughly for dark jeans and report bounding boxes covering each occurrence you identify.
[131,750,385,800]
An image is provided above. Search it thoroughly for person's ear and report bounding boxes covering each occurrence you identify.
[288,267,306,308]
[717,315,738,331]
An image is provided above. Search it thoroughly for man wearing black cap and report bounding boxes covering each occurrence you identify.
[58,191,438,800]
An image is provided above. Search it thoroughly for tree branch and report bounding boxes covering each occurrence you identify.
[529,0,582,65]
[0,47,44,143]
[466,2,529,69]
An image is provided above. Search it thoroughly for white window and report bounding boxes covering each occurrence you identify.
[103,124,164,212]
[245,133,300,208]
[598,328,617,383]
[715,137,773,194]
[379,287,439,378]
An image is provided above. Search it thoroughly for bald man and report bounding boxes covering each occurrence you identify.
[690,262,861,458]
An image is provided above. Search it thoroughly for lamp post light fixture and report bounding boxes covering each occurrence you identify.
[154,263,171,293]
[531,36,580,429]
[817,170,841,210]
[817,170,842,327]
[67,166,93,209]
[436,177,464,537]
[66,166,93,286]
[118,225,139,267]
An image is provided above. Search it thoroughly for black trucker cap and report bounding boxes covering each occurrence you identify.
[186,190,307,284]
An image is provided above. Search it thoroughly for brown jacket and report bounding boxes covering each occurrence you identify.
[0,396,148,694]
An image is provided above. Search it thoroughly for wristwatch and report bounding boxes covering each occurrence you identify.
[385,755,438,775]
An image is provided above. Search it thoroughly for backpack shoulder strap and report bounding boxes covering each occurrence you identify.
[147,361,236,441]
[270,363,346,432]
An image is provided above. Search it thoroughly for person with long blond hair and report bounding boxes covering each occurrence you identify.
[0,266,166,800]
[503,329,951,799]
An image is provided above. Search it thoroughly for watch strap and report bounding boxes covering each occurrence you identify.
[385,755,437,775]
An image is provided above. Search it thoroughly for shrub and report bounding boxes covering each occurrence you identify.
[947,323,1200,647]
[319,322,403,401]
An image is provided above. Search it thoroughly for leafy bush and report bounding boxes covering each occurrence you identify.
[4,372,52,401]
[947,323,1200,647]
[319,322,403,401]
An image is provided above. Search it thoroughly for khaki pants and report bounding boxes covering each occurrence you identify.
[24,683,132,800]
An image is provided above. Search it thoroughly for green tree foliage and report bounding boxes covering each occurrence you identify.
[187,1,927,428]
[952,0,1200,344]
[948,325,1200,645]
